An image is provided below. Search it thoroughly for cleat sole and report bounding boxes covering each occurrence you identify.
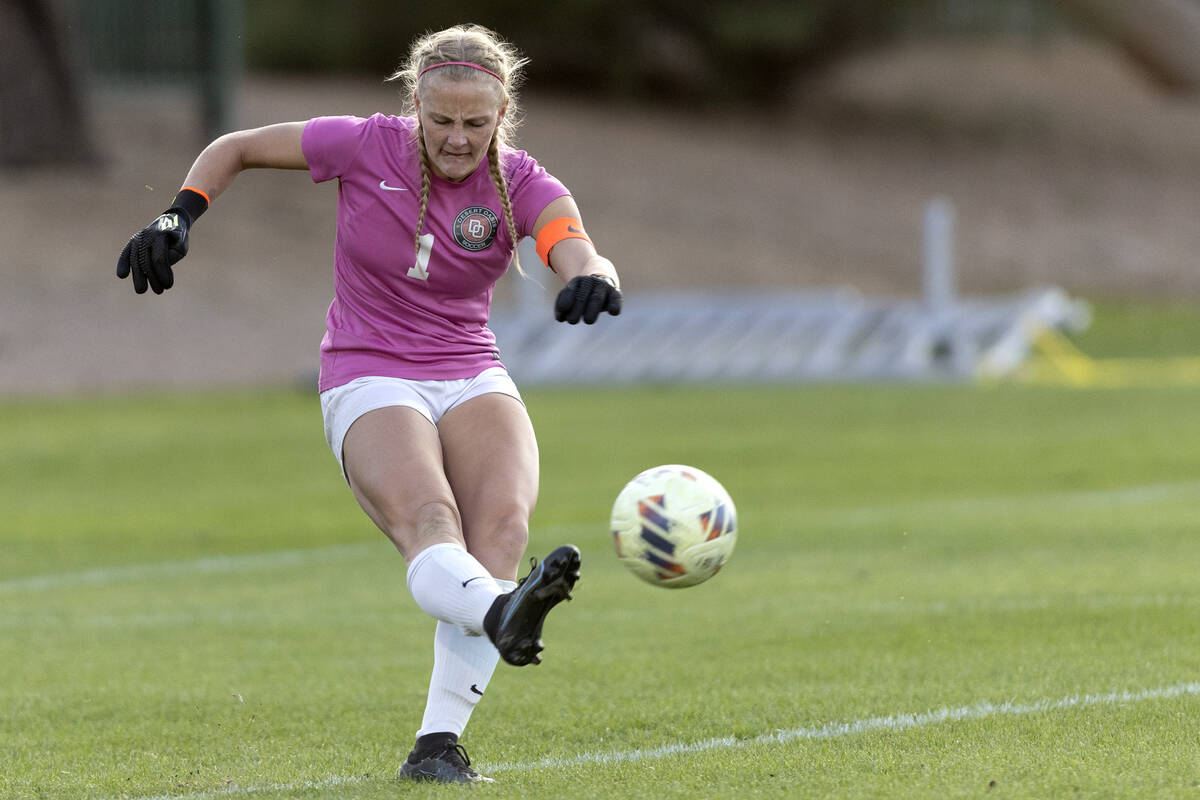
[493,545,581,666]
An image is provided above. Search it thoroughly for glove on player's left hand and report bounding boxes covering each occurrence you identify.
[554,274,622,324]
[117,208,192,294]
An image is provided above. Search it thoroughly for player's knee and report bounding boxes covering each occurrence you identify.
[493,522,530,559]
[474,506,530,560]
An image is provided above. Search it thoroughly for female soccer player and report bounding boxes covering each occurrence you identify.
[116,24,622,784]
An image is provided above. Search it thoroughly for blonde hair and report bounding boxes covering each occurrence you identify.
[389,25,529,274]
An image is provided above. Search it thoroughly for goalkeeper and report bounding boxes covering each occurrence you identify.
[116,23,621,785]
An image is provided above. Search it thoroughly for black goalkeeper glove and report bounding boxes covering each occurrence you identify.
[116,188,208,294]
[554,274,622,325]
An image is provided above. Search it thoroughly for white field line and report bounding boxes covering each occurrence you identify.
[795,479,1200,529]
[0,524,600,594]
[108,681,1200,800]
[0,542,379,593]
[7,480,1197,595]
[490,682,1200,772]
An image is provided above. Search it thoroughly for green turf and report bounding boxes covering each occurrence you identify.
[3,310,1200,798]
[1071,299,1200,360]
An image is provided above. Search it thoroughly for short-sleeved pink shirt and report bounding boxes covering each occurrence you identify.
[302,113,569,391]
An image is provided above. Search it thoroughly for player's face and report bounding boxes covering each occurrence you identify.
[416,77,506,182]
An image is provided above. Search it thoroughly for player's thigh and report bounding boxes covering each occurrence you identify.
[342,405,459,555]
[438,393,539,566]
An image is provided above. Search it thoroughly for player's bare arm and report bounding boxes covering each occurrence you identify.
[182,121,309,201]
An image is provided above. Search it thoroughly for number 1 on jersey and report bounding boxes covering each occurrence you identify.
[408,233,434,281]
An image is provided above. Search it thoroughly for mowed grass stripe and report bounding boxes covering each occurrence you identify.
[3,478,1195,593]
[2,591,1197,634]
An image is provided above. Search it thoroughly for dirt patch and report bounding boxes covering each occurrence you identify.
[3,36,1199,395]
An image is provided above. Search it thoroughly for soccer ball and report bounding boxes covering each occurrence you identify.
[610,464,738,588]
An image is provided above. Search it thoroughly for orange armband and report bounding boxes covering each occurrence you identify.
[535,217,592,270]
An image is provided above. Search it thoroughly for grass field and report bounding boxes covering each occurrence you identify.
[3,302,1200,799]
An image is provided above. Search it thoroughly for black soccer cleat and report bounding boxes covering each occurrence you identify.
[398,733,493,784]
[485,544,581,666]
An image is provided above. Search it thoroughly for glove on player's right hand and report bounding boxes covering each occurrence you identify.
[116,209,191,295]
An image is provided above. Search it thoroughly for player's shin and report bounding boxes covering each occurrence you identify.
[416,580,514,737]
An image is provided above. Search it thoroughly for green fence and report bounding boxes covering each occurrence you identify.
[67,0,242,138]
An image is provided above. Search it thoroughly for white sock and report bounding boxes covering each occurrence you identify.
[415,580,516,738]
[405,542,502,636]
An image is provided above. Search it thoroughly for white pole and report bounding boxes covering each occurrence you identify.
[921,196,974,375]
[515,236,546,317]
[923,196,956,314]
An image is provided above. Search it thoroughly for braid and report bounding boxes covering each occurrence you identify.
[392,27,530,274]
[414,125,433,262]
[488,136,523,277]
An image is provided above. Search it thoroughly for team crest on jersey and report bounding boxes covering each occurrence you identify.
[453,206,499,252]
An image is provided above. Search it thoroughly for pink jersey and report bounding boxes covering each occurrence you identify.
[302,113,570,390]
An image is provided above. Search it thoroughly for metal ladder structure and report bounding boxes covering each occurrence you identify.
[492,199,1090,385]
[490,285,1090,385]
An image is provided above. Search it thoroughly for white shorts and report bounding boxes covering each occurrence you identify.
[319,367,523,476]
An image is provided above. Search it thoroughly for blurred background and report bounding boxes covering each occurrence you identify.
[2,0,1200,393]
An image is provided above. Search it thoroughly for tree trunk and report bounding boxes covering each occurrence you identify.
[1058,0,1200,93]
[0,0,97,166]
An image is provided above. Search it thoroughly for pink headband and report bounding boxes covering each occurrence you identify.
[418,61,503,84]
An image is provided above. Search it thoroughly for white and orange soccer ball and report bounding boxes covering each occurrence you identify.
[610,464,738,588]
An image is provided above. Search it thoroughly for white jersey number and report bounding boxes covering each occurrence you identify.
[408,233,434,281]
